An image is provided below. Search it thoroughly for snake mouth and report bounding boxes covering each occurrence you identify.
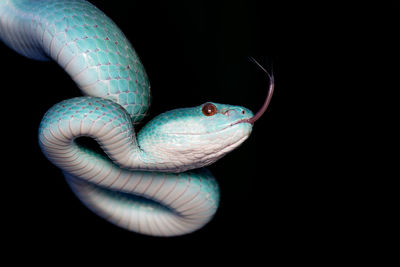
[215,118,252,133]
[229,118,252,127]
[164,118,252,136]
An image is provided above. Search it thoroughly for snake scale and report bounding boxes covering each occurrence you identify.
[0,0,273,236]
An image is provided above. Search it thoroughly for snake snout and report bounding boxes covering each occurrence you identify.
[221,107,252,117]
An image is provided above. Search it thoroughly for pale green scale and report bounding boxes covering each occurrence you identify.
[86,51,100,66]
[108,52,119,65]
[109,79,119,94]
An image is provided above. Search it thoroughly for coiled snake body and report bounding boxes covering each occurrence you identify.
[0,0,273,236]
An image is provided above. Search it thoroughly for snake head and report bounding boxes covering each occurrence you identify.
[136,59,273,172]
[137,102,254,172]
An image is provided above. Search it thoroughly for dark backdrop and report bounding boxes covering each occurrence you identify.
[0,0,395,261]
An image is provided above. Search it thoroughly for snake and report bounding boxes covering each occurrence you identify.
[0,0,273,236]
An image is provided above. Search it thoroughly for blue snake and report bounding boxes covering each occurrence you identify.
[0,0,273,236]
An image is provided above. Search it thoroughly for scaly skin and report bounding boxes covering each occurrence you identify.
[0,0,256,236]
[0,0,150,121]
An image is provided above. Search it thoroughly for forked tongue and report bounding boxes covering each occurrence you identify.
[247,58,274,124]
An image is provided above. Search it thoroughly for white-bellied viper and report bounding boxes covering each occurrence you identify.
[0,0,273,236]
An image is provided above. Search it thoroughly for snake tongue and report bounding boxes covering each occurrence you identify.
[246,58,274,124]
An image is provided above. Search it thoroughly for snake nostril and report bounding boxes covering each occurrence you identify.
[242,110,245,115]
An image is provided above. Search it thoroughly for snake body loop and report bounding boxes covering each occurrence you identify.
[0,0,272,236]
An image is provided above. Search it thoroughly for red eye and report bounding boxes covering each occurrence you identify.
[202,103,217,116]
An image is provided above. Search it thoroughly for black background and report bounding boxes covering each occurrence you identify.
[0,0,396,261]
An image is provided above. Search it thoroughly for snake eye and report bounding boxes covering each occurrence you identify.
[202,103,217,116]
